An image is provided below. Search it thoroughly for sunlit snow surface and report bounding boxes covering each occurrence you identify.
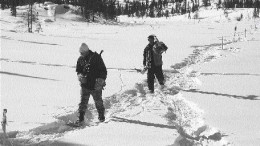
[1,3,260,146]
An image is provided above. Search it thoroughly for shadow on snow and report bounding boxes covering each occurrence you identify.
[182,89,259,100]
[201,72,260,76]
[0,71,59,81]
[112,116,176,129]
[1,35,60,46]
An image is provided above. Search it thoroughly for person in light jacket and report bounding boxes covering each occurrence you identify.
[143,35,165,93]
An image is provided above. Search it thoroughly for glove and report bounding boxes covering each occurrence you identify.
[95,78,106,90]
[78,74,87,83]
[78,74,83,81]
[141,66,148,74]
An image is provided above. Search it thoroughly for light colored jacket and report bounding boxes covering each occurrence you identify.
[143,43,163,67]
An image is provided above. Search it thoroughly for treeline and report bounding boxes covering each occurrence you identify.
[216,0,260,17]
[1,0,260,20]
[0,0,199,20]
[220,0,260,8]
[118,0,199,18]
[0,0,118,20]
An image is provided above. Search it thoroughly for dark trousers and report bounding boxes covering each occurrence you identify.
[78,87,105,121]
[147,65,164,92]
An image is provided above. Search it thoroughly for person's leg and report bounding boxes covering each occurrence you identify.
[78,87,91,122]
[154,65,165,85]
[147,68,155,93]
[92,90,105,122]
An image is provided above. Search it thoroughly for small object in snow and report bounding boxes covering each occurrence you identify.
[207,132,222,141]
[66,121,84,127]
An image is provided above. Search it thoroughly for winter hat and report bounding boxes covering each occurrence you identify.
[79,43,89,53]
[148,34,159,42]
[148,34,156,39]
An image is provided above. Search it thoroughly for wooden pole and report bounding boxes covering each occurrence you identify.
[222,36,223,49]
[28,0,33,33]
[1,109,7,145]
[245,28,246,38]
[31,0,33,32]
[28,8,30,32]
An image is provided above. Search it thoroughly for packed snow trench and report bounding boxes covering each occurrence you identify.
[1,3,260,146]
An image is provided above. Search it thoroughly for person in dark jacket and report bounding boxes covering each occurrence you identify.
[143,35,165,93]
[75,43,107,125]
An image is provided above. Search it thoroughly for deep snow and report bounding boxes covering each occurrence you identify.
[1,4,260,146]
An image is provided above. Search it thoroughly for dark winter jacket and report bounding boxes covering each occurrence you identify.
[76,50,107,90]
[143,43,163,67]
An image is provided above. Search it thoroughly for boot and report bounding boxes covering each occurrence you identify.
[98,110,105,122]
[98,115,105,122]
[76,111,85,124]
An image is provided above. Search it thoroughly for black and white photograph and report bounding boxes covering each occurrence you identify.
[1,0,260,145]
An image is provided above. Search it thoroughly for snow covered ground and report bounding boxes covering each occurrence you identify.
[1,4,260,146]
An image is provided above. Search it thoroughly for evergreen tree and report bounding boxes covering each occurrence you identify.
[217,0,222,9]
[163,0,168,7]
[253,0,260,17]
[149,0,156,17]
[203,0,209,6]
[125,3,129,16]
[107,0,116,20]
[171,6,174,15]
[84,0,91,20]
[116,2,122,16]
[141,2,146,18]
[1,0,6,10]
[10,0,17,17]
[165,9,169,18]
[146,0,149,9]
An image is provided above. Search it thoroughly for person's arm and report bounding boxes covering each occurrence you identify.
[95,55,107,90]
[143,47,148,67]
[96,55,107,80]
[76,57,82,74]
[76,57,84,82]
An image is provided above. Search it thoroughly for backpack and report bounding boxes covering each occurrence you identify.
[82,50,103,77]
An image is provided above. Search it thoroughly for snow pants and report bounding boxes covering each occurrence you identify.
[147,65,164,92]
[78,87,105,121]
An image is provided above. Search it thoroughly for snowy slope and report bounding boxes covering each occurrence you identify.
[1,4,260,146]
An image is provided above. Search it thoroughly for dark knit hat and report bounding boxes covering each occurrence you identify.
[148,34,156,39]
